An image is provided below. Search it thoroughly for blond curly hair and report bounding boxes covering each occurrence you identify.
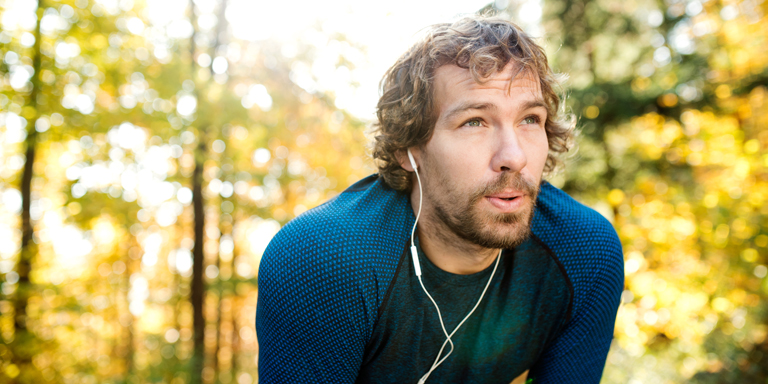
[371,16,574,191]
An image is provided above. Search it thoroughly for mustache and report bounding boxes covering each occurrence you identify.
[471,173,539,202]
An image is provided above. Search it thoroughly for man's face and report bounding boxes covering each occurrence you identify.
[413,62,549,249]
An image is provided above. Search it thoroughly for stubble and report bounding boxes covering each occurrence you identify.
[427,168,540,250]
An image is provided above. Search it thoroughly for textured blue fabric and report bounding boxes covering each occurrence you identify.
[527,183,625,383]
[256,175,624,383]
[356,233,571,383]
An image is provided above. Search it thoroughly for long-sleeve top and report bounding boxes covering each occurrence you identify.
[256,174,624,383]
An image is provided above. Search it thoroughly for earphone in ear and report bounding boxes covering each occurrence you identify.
[407,148,418,171]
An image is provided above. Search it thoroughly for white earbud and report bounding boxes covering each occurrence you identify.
[407,148,418,171]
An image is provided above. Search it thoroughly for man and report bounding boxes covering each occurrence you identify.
[256,16,624,384]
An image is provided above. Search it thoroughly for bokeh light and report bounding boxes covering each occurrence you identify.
[1,0,767,383]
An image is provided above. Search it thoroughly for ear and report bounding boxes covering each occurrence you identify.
[396,148,417,172]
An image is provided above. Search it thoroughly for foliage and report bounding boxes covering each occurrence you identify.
[0,0,371,383]
[533,0,768,381]
[0,0,765,383]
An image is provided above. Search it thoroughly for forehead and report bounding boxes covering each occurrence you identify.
[433,63,542,108]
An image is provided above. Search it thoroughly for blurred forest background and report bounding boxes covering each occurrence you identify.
[0,0,765,382]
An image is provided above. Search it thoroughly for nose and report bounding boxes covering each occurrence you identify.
[490,127,527,173]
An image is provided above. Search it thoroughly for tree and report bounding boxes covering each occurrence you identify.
[0,0,374,382]
[516,0,768,381]
[12,1,45,382]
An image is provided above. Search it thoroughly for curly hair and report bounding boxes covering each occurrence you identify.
[371,16,575,192]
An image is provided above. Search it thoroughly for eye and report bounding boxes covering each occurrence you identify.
[522,115,542,125]
[462,118,483,127]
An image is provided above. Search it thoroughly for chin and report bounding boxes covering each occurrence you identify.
[431,172,540,250]
[475,213,534,249]
[446,204,535,250]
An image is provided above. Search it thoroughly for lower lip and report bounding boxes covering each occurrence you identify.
[485,196,526,212]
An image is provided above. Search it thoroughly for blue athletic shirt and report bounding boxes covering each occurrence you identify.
[256,175,624,383]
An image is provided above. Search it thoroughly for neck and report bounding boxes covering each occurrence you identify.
[410,188,500,275]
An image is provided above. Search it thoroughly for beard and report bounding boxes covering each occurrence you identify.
[422,164,540,250]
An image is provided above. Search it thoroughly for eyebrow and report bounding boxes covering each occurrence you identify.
[442,99,548,122]
[521,99,548,111]
[443,102,496,122]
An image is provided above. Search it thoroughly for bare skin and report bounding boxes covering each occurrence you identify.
[398,63,550,275]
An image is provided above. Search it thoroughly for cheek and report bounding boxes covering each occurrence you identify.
[424,137,485,183]
[425,134,463,168]
[524,131,550,173]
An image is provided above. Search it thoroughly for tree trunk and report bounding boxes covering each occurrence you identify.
[116,242,138,379]
[13,2,44,382]
[124,254,137,378]
[214,237,223,379]
[191,142,206,384]
[214,208,232,380]
[188,0,206,382]
[230,242,240,379]
[189,0,231,380]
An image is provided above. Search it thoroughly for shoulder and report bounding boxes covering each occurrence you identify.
[532,181,623,260]
[531,182,624,312]
[532,182,619,244]
[263,174,412,264]
[256,175,413,378]
[259,174,413,310]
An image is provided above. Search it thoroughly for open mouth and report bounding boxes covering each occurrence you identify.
[485,194,525,212]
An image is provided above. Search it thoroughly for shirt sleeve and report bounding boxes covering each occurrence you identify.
[255,224,372,384]
[527,222,625,383]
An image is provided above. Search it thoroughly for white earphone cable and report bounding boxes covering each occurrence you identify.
[410,158,423,249]
[408,150,502,384]
[418,249,501,384]
[410,156,455,381]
